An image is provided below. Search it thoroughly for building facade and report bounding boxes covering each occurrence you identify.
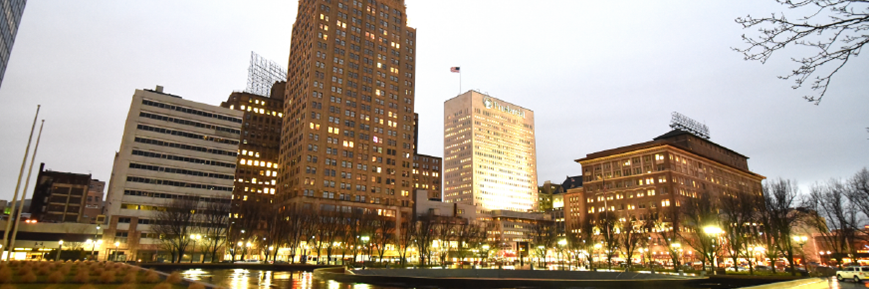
[82,179,105,224]
[0,0,26,88]
[29,163,91,223]
[572,129,765,258]
[104,87,242,262]
[443,90,537,212]
[278,0,417,225]
[220,83,285,206]
[413,154,441,200]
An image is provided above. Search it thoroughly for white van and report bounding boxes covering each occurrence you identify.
[836,266,869,282]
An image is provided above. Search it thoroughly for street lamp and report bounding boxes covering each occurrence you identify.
[793,235,808,273]
[56,240,63,261]
[190,234,201,263]
[558,239,567,271]
[594,243,602,269]
[482,244,491,267]
[671,243,682,268]
[703,226,722,273]
[113,242,120,261]
[361,236,370,269]
[537,245,545,267]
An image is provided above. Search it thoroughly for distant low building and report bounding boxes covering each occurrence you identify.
[29,163,92,223]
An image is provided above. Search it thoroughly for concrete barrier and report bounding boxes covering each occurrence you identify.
[316,267,705,288]
[739,277,831,289]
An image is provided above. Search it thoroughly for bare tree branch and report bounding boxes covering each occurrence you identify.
[734,0,869,104]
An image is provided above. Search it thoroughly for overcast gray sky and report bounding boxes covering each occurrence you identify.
[1,1,866,201]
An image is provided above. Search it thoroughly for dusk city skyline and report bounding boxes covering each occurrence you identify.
[0,0,867,285]
[0,0,867,202]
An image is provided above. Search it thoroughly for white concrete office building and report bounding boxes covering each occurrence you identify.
[103,87,242,262]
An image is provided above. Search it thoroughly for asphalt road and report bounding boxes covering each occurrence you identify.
[826,278,868,288]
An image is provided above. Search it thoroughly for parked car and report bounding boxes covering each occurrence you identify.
[234,260,261,264]
[837,266,869,282]
[754,265,772,272]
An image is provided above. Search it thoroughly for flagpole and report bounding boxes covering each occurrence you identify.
[459,67,462,95]
[8,120,45,259]
[2,105,39,261]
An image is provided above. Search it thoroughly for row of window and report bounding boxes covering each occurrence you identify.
[134,137,238,157]
[137,124,239,145]
[142,99,242,123]
[129,163,235,180]
[125,176,233,192]
[123,189,230,203]
[139,112,240,135]
[131,150,236,169]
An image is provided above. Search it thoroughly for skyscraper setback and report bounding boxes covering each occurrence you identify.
[279,0,417,222]
[443,90,538,212]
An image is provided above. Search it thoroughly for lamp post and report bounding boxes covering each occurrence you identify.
[703,226,723,274]
[558,239,567,271]
[112,242,120,261]
[92,225,100,260]
[537,245,544,268]
[361,236,370,269]
[793,235,808,274]
[190,234,201,263]
[594,243,602,269]
[55,240,63,261]
[482,244,490,268]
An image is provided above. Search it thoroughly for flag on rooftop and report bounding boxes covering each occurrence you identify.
[450,67,460,73]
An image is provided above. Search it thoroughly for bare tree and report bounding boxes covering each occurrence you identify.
[412,214,437,266]
[531,219,556,267]
[454,220,485,268]
[618,211,650,270]
[681,192,722,271]
[577,217,597,268]
[372,214,396,263]
[433,218,457,268]
[594,212,620,269]
[396,219,415,266]
[720,189,760,273]
[846,168,869,222]
[734,0,869,104]
[197,199,231,263]
[763,178,803,275]
[805,179,860,268]
[654,206,685,269]
[286,206,314,264]
[152,198,198,263]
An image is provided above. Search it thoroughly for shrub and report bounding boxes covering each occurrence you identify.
[0,285,17,289]
[78,284,96,289]
[60,263,72,275]
[19,272,36,283]
[92,267,104,276]
[122,271,137,283]
[38,265,51,275]
[144,270,161,283]
[153,283,172,289]
[0,266,12,284]
[15,265,31,277]
[48,271,65,283]
[99,270,116,283]
[188,283,206,289]
[73,269,90,283]
[117,284,134,289]
[166,271,182,284]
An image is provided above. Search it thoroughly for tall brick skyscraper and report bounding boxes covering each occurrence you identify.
[279,0,417,223]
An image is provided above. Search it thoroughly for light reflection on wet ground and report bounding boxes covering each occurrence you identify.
[180,269,402,289]
[180,268,869,289]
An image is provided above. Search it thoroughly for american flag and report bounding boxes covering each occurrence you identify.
[450,67,460,73]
